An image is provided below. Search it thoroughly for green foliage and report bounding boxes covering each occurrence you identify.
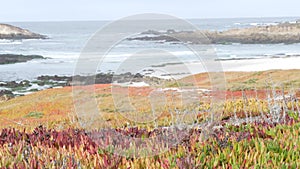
[0,119,299,168]
[24,112,44,118]
[288,110,299,121]
[243,78,258,84]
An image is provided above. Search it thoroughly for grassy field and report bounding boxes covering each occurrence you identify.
[0,70,300,168]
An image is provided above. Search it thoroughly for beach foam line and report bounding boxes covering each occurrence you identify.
[149,57,300,79]
[221,57,300,72]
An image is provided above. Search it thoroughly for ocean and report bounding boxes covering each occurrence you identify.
[1,17,300,81]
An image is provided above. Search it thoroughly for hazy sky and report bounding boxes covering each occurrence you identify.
[1,0,300,22]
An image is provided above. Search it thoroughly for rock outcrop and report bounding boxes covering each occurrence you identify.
[0,90,14,102]
[207,22,300,44]
[0,54,44,64]
[0,23,47,40]
[129,22,300,44]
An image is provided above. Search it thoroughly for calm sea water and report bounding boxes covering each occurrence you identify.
[0,17,300,81]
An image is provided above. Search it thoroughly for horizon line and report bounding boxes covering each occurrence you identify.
[2,16,300,23]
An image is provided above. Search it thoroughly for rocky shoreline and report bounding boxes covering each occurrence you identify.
[0,54,45,64]
[0,72,166,100]
[0,23,47,40]
[128,21,300,44]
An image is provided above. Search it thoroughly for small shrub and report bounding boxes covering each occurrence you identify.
[24,112,44,118]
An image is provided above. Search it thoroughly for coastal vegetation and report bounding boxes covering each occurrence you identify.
[1,21,300,168]
[0,70,299,168]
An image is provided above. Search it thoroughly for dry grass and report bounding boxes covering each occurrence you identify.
[1,70,300,130]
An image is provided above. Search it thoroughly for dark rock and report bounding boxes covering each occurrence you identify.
[37,75,71,83]
[0,90,14,101]
[20,80,30,86]
[166,29,176,34]
[0,80,31,89]
[0,54,45,65]
[128,35,179,42]
[37,72,145,86]
[37,81,45,86]
[0,90,13,96]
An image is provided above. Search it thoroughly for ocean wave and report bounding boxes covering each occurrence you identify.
[249,22,278,26]
[94,51,197,63]
[0,40,22,45]
[264,53,300,58]
[42,53,79,59]
[216,53,300,61]
[0,38,46,45]
[215,57,262,61]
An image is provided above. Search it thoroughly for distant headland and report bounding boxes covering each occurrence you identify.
[128,21,300,44]
[0,23,47,40]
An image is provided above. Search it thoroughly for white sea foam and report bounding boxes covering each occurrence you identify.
[0,40,22,45]
[1,19,300,82]
[249,22,278,26]
[115,81,150,87]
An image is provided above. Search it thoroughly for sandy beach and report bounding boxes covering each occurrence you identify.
[221,57,300,71]
[152,57,300,79]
